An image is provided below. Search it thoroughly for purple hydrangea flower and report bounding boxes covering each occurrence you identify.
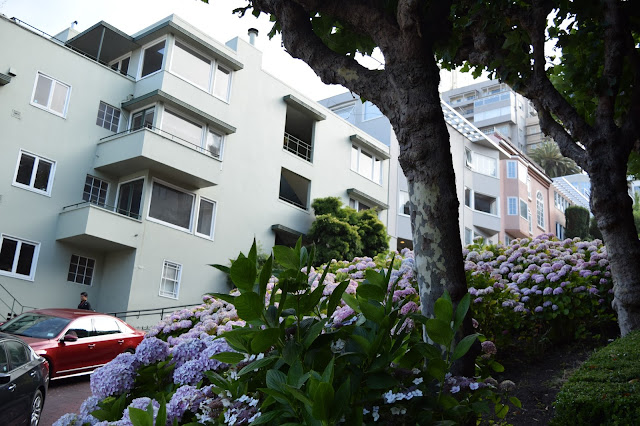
[135,337,170,366]
[553,287,563,295]
[534,306,543,313]
[123,398,160,422]
[543,287,553,296]
[90,352,138,399]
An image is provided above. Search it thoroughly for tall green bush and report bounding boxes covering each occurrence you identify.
[565,206,590,239]
[307,197,388,265]
[589,216,603,241]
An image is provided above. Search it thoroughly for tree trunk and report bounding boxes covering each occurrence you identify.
[589,148,640,336]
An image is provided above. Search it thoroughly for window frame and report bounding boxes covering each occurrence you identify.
[398,190,410,216]
[507,197,518,215]
[473,191,499,216]
[108,53,132,76]
[536,191,545,229]
[115,176,146,220]
[30,71,72,118]
[67,254,96,286]
[168,38,233,103]
[194,197,217,240]
[159,108,226,159]
[350,145,384,185]
[506,160,517,179]
[159,260,182,299]
[519,199,529,220]
[147,179,196,233]
[137,37,168,80]
[12,149,56,196]
[129,105,156,131]
[0,234,40,281]
[96,101,121,132]
[83,175,109,207]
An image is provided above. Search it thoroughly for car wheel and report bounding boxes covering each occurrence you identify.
[30,389,43,426]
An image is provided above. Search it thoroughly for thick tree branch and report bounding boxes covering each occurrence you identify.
[251,0,388,96]
[596,0,626,132]
[535,100,589,169]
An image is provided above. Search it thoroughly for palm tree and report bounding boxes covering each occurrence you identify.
[529,141,581,178]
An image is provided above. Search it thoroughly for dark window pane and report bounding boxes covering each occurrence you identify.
[67,272,75,281]
[5,341,29,369]
[141,41,165,77]
[16,154,35,186]
[15,242,36,276]
[33,160,52,191]
[117,179,144,218]
[120,57,130,75]
[197,200,214,236]
[143,109,154,129]
[149,182,193,229]
[0,238,18,272]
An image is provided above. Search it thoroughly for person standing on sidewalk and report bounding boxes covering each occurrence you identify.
[78,292,92,310]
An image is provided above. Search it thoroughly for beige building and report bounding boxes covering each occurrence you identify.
[0,15,389,324]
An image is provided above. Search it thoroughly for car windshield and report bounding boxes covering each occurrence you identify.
[0,314,71,339]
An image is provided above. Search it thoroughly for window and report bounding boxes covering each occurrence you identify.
[67,318,93,339]
[465,148,473,168]
[504,235,512,245]
[279,168,310,209]
[160,260,181,299]
[536,191,545,228]
[528,207,533,233]
[83,175,109,207]
[506,161,517,178]
[556,223,565,240]
[473,153,498,177]
[110,55,131,76]
[116,178,144,219]
[31,72,71,117]
[93,317,121,336]
[13,150,56,196]
[67,255,95,285]
[464,188,472,208]
[96,101,121,132]
[131,107,155,131]
[474,106,512,122]
[520,199,528,220]
[464,228,473,246]
[0,235,39,280]
[161,109,225,158]
[140,40,166,78]
[213,65,232,101]
[196,198,216,239]
[527,176,532,199]
[474,193,498,215]
[170,40,233,102]
[349,198,371,212]
[4,341,29,370]
[554,191,570,213]
[351,145,383,184]
[332,103,354,120]
[363,101,383,120]
[149,181,195,231]
[398,191,410,216]
[507,197,518,215]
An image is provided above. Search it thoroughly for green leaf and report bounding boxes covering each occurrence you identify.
[210,352,246,364]
[238,355,278,376]
[208,292,236,304]
[311,382,334,421]
[427,358,448,382]
[490,360,505,372]
[210,263,230,274]
[321,357,335,383]
[273,245,300,270]
[326,281,349,319]
[248,238,258,267]
[266,369,287,391]
[302,319,327,349]
[495,403,509,419]
[342,292,360,313]
[284,384,314,406]
[156,397,167,426]
[451,334,479,361]
[364,269,386,288]
[251,328,281,353]
[434,297,453,324]
[301,284,326,314]
[453,293,471,331]
[356,283,386,303]
[359,300,385,323]
[509,396,522,408]
[258,255,273,301]
[249,410,285,425]
[351,334,372,353]
[128,407,153,426]
[230,257,257,291]
[425,318,455,347]
[414,342,443,361]
[234,292,264,321]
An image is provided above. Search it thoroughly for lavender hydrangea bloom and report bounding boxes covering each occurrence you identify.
[171,338,207,369]
[534,306,543,313]
[481,341,497,355]
[553,287,563,295]
[543,287,553,295]
[90,352,137,399]
[123,398,160,422]
[53,413,81,426]
[167,385,206,424]
[135,337,170,366]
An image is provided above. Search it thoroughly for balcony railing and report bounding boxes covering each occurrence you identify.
[283,132,312,162]
[62,200,141,220]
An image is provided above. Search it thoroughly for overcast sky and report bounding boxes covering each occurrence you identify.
[0,0,483,101]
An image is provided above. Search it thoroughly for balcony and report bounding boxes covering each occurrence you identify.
[472,210,501,233]
[56,202,141,251]
[94,128,221,189]
[283,132,312,162]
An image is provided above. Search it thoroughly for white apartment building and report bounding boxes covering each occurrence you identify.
[319,93,509,251]
[0,15,390,322]
[441,79,548,154]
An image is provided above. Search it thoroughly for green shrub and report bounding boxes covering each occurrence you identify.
[552,331,640,425]
[589,216,603,241]
[357,209,390,258]
[307,214,361,264]
[565,206,590,239]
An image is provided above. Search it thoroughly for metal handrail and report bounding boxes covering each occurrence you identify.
[0,283,38,319]
[100,126,222,159]
[61,200,142,220]
[107,302,204,321]
[283,132,312,162]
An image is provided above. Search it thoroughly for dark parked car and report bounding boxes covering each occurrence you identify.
[0,309,144,379]
[0,332,49,426]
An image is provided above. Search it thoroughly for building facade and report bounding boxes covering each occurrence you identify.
[0,15,390,322]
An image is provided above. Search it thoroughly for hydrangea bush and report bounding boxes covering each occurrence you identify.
[55,240,518,425]
[463,234,616,351]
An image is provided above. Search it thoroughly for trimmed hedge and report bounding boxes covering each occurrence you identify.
[552,331,640,425]
[565,205,590,239]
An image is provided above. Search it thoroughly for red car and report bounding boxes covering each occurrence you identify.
[0,309,144,379]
